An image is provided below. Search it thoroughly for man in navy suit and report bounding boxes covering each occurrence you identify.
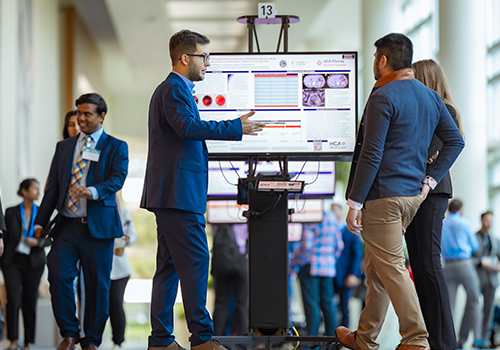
[35,93,129,350]
[141,29,264,350]
[335,33,464,350]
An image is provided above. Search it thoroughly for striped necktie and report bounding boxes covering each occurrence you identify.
[68,136,93,212]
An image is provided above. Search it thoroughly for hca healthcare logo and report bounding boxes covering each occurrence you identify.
[329,140,347,148]
[317,59,345,66]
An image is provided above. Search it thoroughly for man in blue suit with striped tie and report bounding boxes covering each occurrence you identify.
[141,29,264,350]
[35,93,128,350]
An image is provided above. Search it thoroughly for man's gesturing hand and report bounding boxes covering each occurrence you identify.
[240,111,265,135]
[68,184,92,200]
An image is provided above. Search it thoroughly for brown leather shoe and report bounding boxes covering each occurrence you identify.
[191,339,227,350]
[56,337,80,350]
[335,326,361,350]
[395,345,430,350]
[83,345,98,350]
[148,342,188,350]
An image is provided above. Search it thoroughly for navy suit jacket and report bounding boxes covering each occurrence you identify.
[335,225,363,286]
[141,72,242,215]
[35,131,129,239]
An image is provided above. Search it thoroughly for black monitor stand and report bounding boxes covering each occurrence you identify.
[213,15,342,350]
[214,158,341,349]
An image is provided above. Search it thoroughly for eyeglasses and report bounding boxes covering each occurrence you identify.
[183,53,210,63]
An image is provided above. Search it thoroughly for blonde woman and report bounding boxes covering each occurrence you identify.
[405,59,465,350]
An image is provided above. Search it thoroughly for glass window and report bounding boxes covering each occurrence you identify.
[486,0,500,239]
[403,0,438,61]
[486,0,500,144]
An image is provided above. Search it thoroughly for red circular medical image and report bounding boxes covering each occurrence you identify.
[193,95,199,104]
[203,95,212,106]
[215,95,226,106]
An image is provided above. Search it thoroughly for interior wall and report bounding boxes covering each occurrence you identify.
[0,0,61,206]
[73,12,104,98]
[0,0,19,206]
[32,0,61,194]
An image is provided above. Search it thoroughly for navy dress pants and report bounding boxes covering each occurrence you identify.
[149,208,213,348]
[47,217,114,348]
[405,193,457,350]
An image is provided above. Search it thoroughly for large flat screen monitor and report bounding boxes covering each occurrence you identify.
[207,160,335,200]
[194,52,358,160]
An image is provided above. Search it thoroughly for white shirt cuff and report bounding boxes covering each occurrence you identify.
[347,199,363,210]
[89,186,99,200]
[422,176,438,190]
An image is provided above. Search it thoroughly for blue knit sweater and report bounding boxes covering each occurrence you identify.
[348,73,464,204]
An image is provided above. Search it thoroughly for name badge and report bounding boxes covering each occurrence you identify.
[82,148,100,162]
[17,240,31,255]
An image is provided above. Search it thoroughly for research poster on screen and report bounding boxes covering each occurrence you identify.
[195,53,357,155]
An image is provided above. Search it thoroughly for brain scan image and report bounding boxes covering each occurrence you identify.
[303,89,325,107]
[303,74,326,88]
[327,74,349,88]
[193,95,199,104]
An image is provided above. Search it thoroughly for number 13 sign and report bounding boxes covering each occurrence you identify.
[258,3,276,19]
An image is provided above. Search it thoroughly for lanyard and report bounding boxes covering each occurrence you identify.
[20,203,38,238]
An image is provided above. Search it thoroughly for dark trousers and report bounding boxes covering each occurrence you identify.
[334,282,353,328]
[109,276,130,345]
[47,217,114,348]
[405,193,457,350]
[3,255,44,344]
[297,264,337,336]
[212,267,248,336]
[149,208,212,348]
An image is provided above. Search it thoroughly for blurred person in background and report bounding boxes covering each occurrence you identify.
[405,58,464,350]
[1,179,46,350]
[290,208,343,336]
[108,206,137,350]
[442,199,482,348]
[472,211,499,347]
[63,110,80,139]
[211,224,248,336]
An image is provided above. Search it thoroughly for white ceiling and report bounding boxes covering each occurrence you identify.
[71,0,361,140]
[74,0,360,83]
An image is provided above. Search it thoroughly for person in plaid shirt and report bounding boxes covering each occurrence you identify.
[291,210,344,336]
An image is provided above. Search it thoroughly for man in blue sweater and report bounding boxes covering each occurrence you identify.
[335,33,464,350]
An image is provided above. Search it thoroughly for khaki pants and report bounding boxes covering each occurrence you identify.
[355,196,429,350]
